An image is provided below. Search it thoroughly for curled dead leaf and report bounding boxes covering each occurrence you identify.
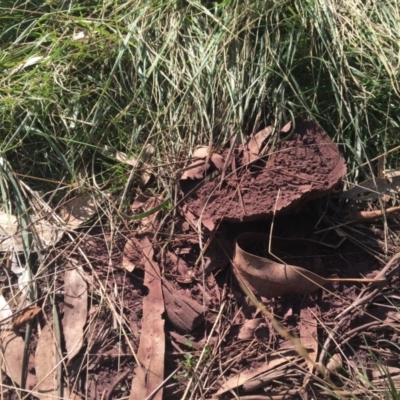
[233,232,386,298]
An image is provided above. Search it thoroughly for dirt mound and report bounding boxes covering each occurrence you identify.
[181,117,346,230]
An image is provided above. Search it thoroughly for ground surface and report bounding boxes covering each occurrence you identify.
[2,120,400,400]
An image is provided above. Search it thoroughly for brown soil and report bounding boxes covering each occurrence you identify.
[181,117,346,229]
[3,119,400,400]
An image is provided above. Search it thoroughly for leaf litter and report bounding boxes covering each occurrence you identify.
[2,117,400,399]
[62,262,88,362]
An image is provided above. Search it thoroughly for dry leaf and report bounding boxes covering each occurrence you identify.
[61,194,97,228]
[326,353,342,375]
[0,331,36,389]
[0,294,12,327]
[299,308,318,372]
[137,196,162,234]
[341,176,400,201]
[180,159,209,180]
[102,144,155,185]
[102,145,140,167]
[141,144,155,185]
[243,126,274,163]
[0,212,18,241]
[192,146,209,158]
[215,351,298,397]
[10,55,46,75]
[62,264,88,361]
[233,232,385,298]
[280,121,292,133]
[130,237,165,400]
[35,324,59,399]
[122,238,142,272]
[384,168,400,179]
[237,318,264,340]
[12,306,41,329]
[33,221,63,249]
[0,212,62,252]
[162,279,204,333]
[210,153,225,172]
[180,146,225,181]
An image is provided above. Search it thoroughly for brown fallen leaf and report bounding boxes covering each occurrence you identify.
[180,159,210,181]
[299,308,318,372]
[35,324,59,399]
[12,306,41,329]
[101,145,140,167]
[122,237,142,272]
[130,236,165,400]
[141,144,155,185]
[102,144,155,185]
[326,353,342,376]
[61,193,98,229]
[280,121,292,133]
[137,196,162,234]
[62,264,88,361]
[131,191,152,212]
[203,237,232,273]
[0,331,36,389]
[233,232,386,298]
[0,213,62,252]
[210,153,225,172]
[0,294,12,327]
[243,125,274,163]
[237,318,264,340]
[123,195,163,272]
[180,146,225,181]
[193,146,209,158]
[162,278,204,333]
[215,350,299,397]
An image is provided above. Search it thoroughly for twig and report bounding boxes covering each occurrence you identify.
[335,252,400,320]
[144,367,180,400]
[319,252,400,366]
[106,369,130,400]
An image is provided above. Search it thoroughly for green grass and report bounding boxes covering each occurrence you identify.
[1,0,399,198]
